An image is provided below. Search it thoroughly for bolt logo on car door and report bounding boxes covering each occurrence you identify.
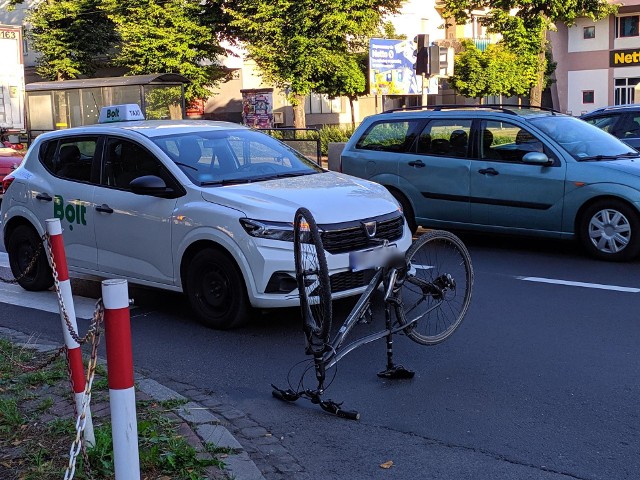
[54,195,87,230]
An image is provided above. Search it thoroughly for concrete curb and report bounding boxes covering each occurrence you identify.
[0,326,266,480]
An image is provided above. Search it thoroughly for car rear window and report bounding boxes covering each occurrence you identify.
[355,120,422,152]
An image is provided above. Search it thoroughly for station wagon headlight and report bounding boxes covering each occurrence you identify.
[240,218,295,242]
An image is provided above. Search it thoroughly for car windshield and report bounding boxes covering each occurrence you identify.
[151,128,323,185]
[528,116,639,161]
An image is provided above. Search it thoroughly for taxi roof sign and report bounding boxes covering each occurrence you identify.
[99,104,145,123]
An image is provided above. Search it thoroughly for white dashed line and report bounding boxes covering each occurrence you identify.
[516,276,640,293]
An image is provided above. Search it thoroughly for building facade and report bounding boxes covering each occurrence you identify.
[551,0,640,115]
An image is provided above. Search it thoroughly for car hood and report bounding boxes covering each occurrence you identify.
[200,171,399,223]
[594,159,640,178]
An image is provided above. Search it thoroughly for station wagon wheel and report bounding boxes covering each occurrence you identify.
[390,190,418,235]
[579,199,640,261]
[186,248,250,329]
[7,224,54,291]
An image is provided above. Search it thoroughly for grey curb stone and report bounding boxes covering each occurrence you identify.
[177,401,221,424]
[197,423,243,450]
[225,451,267,480]
[135,376,186,402]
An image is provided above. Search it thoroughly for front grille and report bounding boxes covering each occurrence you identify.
[329,269,375,293]
[320,212,404,254]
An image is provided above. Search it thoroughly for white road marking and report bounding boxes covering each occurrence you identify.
[0,282,98,319]
[516,276,640,293]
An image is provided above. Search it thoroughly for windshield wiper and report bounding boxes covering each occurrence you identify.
[201,178,252,186]
[174,161,199,171]
[578,152,640,161]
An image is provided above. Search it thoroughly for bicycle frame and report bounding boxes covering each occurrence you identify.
[322,264,443,370]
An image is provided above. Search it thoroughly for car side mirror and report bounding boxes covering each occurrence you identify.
[129,175,175,197]
[522,151,552,166]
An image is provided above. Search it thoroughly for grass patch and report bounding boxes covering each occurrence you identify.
[0,338,230,479]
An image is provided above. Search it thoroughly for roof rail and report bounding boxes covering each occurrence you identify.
[383,103,561,115]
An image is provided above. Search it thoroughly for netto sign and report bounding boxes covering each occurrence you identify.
[610,49,640,67]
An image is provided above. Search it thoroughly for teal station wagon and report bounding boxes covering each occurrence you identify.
[341,105,640,261]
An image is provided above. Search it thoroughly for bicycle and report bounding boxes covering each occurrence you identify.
[272,207,474,419]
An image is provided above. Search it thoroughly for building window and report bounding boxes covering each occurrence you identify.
[615,78,640,105]
[583,26,595,39]
[616,16,640,38]
[582,91,595,104]
[305,93,343,115]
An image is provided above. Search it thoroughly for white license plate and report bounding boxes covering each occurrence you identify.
[349,245,397,272]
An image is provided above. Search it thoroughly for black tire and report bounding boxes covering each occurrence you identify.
[390,190,418,235]
[7,224,53,291]
[579,199,640,261]
[396,230,473,345]
[293,207,332,351]
[185,248,250,329]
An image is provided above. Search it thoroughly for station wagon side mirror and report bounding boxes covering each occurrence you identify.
[129,175,176,197]
[522,151,552,166]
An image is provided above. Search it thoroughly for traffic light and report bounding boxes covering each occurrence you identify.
[414,34,429,76]
[428,45,441,77]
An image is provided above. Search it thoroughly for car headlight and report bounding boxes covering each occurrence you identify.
[239,218,296,242]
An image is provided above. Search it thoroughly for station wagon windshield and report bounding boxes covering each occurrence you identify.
[151,129,323,185]
[528,116,639,160]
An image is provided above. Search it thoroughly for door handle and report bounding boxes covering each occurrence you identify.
[95,204,114,214]
[36,192,52,202]
[478,168,499,176]
[408,160,425,168]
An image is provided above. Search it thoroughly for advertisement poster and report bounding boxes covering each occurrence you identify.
[369,38,421,95]
[240,88,274,128]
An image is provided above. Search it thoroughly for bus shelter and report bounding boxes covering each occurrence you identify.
[25,73,189,141]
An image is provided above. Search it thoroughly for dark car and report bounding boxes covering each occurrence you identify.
[580,105,640,149]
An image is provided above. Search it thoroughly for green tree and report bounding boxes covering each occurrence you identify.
[7,0,117,80]
[441,0,616,106]
[101,0,230,102]
[227,0,402,128]
[313,21,405,128]
[451,41,537,102]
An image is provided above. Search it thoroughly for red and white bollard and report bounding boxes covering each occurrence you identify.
[45,218,95,447]
[102,278,140,480]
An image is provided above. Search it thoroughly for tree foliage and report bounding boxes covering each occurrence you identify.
[450,40,536,101]
[11,0,117,80]
[440,0,616,105]
[101,0,230,101]
[227,0,402,127]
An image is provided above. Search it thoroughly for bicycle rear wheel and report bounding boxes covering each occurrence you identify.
[293,207,332,351]
[396,230,473,345]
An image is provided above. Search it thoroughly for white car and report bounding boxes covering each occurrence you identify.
[1,105,412,328]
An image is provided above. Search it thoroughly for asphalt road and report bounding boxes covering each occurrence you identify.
[1,233,639,480]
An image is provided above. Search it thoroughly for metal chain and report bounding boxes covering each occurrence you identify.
[0,343,66,372]
[0,233,47,284]
[63,299,103,480]
[46,233,101,346]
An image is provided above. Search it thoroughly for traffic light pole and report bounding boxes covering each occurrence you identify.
[421,73,428,108]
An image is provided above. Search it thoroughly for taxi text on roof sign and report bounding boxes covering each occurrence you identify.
[98,104,145,123]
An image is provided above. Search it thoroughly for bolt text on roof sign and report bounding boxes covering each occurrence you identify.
[610,49,640,67]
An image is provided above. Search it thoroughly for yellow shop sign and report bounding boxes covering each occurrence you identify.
[610,49,640,67]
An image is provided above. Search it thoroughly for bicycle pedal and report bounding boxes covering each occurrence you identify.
[377,365,415,379]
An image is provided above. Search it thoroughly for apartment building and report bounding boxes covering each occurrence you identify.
[550,0,640,115]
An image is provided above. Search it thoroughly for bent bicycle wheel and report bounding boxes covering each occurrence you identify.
[396,230,473,345]
[293,207,332,351]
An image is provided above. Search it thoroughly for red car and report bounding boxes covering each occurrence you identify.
[0,142,25,200]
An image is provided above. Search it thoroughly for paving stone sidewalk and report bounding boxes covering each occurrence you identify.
[1,326,304,480]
